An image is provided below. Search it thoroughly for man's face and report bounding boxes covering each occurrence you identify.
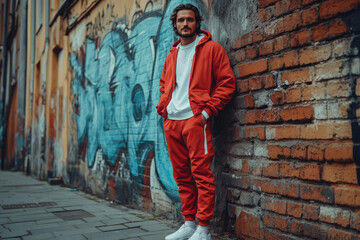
[174,10,198,38]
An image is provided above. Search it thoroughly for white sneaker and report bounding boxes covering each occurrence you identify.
[188,226,211,240]
[165,223,196,240]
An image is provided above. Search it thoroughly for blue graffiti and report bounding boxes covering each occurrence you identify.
[70,0,206,201]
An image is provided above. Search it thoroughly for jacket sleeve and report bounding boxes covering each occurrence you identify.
[159,61,167,94]
[203,45,236,117]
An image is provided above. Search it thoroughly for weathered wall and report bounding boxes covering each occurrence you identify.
[63,0,259,223]
[2,0,359,238]
[0,0,27,171]
[229,0,360,239]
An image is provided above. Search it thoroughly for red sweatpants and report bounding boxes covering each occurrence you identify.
[164,114,215,225]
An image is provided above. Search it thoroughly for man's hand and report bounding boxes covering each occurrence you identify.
[201,114,207,125]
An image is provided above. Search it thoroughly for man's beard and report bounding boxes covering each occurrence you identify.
[176,28,196,38]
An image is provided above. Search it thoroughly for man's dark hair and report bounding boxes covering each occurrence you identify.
[170,4,203,34]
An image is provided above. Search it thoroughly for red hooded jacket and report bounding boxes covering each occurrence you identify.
[156,30,236,119]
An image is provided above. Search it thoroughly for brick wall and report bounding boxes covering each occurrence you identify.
[227,0,360,239]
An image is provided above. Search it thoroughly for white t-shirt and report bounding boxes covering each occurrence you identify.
[167,34,204,120]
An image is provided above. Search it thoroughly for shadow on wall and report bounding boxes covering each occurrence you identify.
[69,0,207,204]
[345,9,360,185]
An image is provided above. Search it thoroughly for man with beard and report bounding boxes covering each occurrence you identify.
[156,4,236,240]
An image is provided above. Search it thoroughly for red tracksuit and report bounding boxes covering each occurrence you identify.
[157,30,235,225]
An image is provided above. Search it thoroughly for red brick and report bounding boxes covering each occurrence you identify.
[322,163,358,184]
[302,123,352,140]
[267,145,290,159]
[307,145,324,161]
[334,185,360,207]
[299,44,332,65]
[286,88,302,103]
[302,0,321,5]
[287,201,302,218]
[244,126,265,140]
[253,179,300,198]
[233,37,242,50]
[263,162,280,178]
[303,222,328,239]
[237,59,268,78]
[264,12,301,38]
[282,68,311,85]
[269,50,299,70]
[274,0,290,17]
[328,18,350,38]
[314,59,347,81]
[264,74,276,88]
[278,181,300,198]
[242,160,251,173]
[241,33,252,47]
[244,109,279,124]
[281,50,299,68]
[280,162,300,178]
[274,34,290,52]
[271,91,285,105]
[235,49,246,62]
[279,105,313,122]
[301,6,319,26]
[266,144,280,158]
[253,164,263,176]
[312,23,329,42]
[244,94,255,108]
[259,7,273,22]
[291,145,307,160]
[327,80,352,98]
[303,204,319,220]
[264,229,293,240]
[288,220,303,236]
[264,213,288,231]
[235,211,264,239]
[350,210,360,231]
[283,12,301,32]
[249,76,264,90]
[252,29,264,43]
[247,45,258,59]
[263,196,287,214]
[302,82,326,101]
[259,39,274,56]
[320,0,360,20]
[300,184,334,203]
[289,0,302,11]
[299,163,321,181]
[238,79,249,93]
[327,228,359,240]
[324,143,353,162]
[291,29,311,47]
[319,206,351,227]
[275,125,301,139]
[259,0,281,8]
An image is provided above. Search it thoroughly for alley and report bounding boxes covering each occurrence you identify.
[0,171,176,240]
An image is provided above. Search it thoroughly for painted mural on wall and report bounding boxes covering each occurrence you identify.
[69,0,207,205]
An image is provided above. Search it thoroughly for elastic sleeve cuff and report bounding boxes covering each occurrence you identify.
[201,110,210,119]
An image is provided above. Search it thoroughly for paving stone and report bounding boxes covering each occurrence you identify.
[0,171,176,240]
[22,232,55,240]
[0,228,30,238]
[97,224,127,232]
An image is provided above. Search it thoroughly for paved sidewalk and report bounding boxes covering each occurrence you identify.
[0,170,177,240]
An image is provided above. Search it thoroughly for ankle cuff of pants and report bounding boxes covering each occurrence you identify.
[199,220,210,226]
[184,215,196,221]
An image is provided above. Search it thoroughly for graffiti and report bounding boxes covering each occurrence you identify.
[70,0,207,201]
[86,3,117,39]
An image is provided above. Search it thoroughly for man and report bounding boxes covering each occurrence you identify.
[156,4,235,240]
